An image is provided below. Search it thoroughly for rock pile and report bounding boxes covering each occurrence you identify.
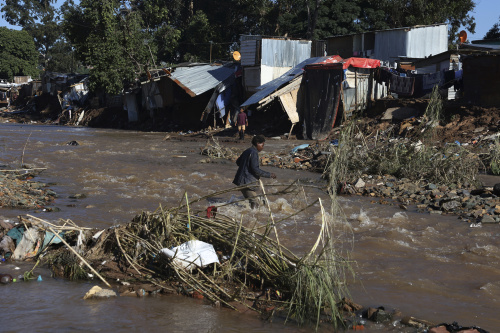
[345,174,500,223]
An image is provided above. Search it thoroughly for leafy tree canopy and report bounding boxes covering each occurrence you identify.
[0,27,39,80]
[55,0,479,93]
[1,0,78,72]
[63,0,153,94]
[484,17,500,39]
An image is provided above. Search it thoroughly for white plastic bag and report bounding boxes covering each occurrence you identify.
[160,240,219,270]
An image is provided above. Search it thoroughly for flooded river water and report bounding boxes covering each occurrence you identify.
[0,123,498,332]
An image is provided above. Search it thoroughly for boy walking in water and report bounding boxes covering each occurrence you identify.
[236,107,248,140]
[233,135,276,209]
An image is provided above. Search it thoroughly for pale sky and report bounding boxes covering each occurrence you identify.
[0,0,498,41]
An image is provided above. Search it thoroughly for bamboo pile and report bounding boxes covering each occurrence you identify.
[20,182,354,329]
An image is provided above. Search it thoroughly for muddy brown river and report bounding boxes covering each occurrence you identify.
[0,123,498,332]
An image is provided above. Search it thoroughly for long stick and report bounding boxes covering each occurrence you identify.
[20,131,33,167]
[46,225,111,288]
[0,167,47,172]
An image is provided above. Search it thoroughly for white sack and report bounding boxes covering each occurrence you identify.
[160,240,219,270]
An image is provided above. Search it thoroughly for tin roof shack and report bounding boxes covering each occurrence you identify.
[241,56,380,139]
[326,24,448,66]
[42,72,88,96]
[241,56,341,137]
[240,35,325,98]
[396,50,470,100]
[462,54,500,107]
[7,76,40,103]
[129,63,242,130]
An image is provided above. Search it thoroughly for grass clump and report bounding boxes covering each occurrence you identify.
[47,251,88,281]
[488,138,500,175]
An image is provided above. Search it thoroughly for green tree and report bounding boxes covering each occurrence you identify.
[129,0,182,63]
[0,27,38,80]
[63,0,151,94]
[175,0,276,62]
[45,40,80,73]
[270,0,363,39]
[484,17,500,39]
[1,0,69,70]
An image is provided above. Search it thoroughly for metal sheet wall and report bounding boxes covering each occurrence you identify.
[374,29,410,63]
[261,39,311,68]
[374,24,448,64]
[241,39,260,67]
[406,25,448,58]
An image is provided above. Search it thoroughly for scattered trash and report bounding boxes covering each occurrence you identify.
[206,206,217,218]
[291,144,309,153]
[92,230,105,240]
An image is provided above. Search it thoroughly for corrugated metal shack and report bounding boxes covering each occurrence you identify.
[326,24,450,106]
[241,56,341,136]
[125,63,242,128]
[241,56,380,139]
[326,23,448,66]
[240,35,325,97]
[302,62,344,140]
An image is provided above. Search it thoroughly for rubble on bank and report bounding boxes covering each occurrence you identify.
[342,174,500,224]
[0,167,56,210]
[200,131,500,224]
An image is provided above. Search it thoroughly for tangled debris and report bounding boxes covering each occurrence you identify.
[200,136,238,161]
[1,183,357,329]
[0,167,55,209]
[0,185,491,332]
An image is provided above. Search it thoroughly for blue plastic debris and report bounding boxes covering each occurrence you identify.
[331,139,339,146]
[291,144,309,153]
[37,275,43,282]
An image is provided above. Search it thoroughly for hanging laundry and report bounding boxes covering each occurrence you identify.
[422,71,444,91]
[390,73,415,97]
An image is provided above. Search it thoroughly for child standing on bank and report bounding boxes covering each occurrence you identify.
[236,108,248,140]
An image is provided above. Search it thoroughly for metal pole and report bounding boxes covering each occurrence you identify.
[355,70,358,112]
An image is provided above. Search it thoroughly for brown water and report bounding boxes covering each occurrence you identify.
[0,123,498,332]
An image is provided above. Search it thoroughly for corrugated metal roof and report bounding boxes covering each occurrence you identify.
[168,64,236,97]
[462,43,500,50]
[241,56,331,107]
